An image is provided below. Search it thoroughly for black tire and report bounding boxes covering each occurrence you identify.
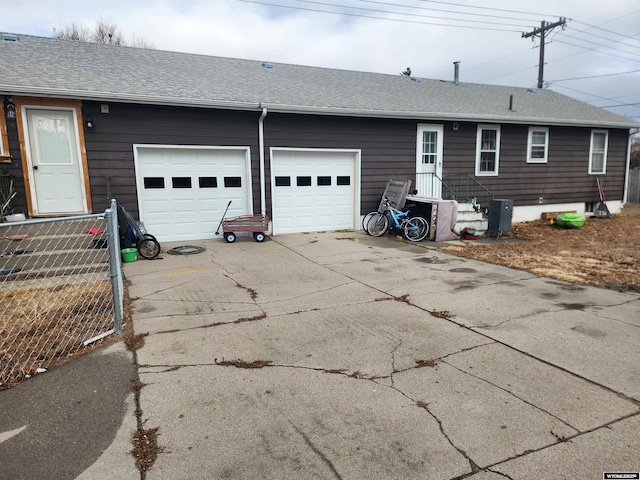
[224,232,236,243]
[137,235,161,259]
[366,212,389,237]
[403,216,429,242]
[253,232,266,242]
[362,211,377,235]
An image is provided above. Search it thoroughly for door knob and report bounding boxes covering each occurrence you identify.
[33,165,38,170]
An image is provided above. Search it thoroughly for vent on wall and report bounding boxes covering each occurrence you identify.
[2,34,19,42]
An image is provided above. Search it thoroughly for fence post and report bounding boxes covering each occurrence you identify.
[105,199,124,334]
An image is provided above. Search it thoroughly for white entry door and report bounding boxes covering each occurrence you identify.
[415,124,444,198]
[25,108,86,214]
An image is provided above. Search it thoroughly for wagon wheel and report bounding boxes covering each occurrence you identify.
[138,234,161,259]
[224,232,236,243]
[253,232,266,242]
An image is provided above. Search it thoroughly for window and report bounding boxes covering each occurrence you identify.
[317,176,331,186]
[589,130,608,174]
[1,100,11,162]
[337,176,351,186]
[172,177,192,188]
[224,177,242,188]
[475,125,500,176]
[144,177,165,189]
[420,130,438,165]
[296,176,312,186]
[199,177,217,188]
[527,127,548,163]
[275,176,291,187]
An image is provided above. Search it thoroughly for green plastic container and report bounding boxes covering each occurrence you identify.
[121,248,138,263]
[555,213,586,229]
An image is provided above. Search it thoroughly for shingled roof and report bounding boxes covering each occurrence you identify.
[1,32,637,128]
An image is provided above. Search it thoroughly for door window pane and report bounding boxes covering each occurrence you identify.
[172,177,192,188]
[317,176,331,186]
[337,176,351,186]
[199,177,217,188]
[144,177,165,189]
[224,177,242,188]
[275,176,291,186]
[297,176,312,186]
[422,131,437,165]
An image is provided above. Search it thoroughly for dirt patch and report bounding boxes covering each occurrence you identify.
[0,281,115,389]
[443,205,640,292]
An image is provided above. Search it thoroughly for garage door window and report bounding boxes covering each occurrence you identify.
[172,177,192,188]
[224,177,242,188]
[317,176,331,186]
[144,177,165,189]
[275,176,291,186]
[337,176,351,186]
[297,176,312,186]
[199,177,217,188]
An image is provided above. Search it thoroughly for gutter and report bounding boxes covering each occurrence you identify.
[258,107,267,216]
[3,85,639,130]
[623,128,639,205]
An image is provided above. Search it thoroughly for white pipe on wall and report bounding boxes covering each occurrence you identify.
[258,107,268,215]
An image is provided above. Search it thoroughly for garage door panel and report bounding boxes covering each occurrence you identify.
[136,147,250,242]
[271,150,357,235]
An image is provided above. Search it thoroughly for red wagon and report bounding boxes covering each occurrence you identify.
[219,213,270,243]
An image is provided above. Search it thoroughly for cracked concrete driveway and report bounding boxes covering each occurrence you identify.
[126,231,640,479]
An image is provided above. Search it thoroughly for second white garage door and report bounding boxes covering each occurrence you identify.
[270,149,359,234]
[134,146,252,242]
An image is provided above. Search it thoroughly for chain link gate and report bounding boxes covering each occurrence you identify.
[0,201,122,389]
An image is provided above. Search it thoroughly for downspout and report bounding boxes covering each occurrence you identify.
[623,128,638,205]
[258,106,268,215]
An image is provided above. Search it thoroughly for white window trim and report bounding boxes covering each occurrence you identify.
[526,127,549,163]
[475,124,500,176]
[588,129,608,174]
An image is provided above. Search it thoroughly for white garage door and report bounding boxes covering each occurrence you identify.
[135,146,251,242]
[271,149,359,234]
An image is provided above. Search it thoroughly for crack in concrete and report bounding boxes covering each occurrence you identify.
[152,312,267,335]
[133,280,193,300]
[390,339,402,387]
[480,411,640,473]
[441,359,579,432]
[288,420,343,480]
[259,281,356,304]
[487,468,516,479]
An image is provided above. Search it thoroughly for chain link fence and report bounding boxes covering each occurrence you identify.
[0,203,122,389]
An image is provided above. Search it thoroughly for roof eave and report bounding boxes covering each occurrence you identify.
[3,86,638,129]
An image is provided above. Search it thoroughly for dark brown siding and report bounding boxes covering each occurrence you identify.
[264,113,421,215]
[2,111,27,214]
[441,122,629,206]
[82,102,262,216]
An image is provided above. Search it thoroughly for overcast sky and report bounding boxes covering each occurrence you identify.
[1,0,639,123]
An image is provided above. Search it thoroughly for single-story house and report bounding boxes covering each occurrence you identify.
[1,32,638,242]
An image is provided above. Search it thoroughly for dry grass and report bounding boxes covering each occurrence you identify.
[443,205,640,292]
[0,281,113,389]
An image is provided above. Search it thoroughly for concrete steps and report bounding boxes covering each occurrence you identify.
[456,203,488,234]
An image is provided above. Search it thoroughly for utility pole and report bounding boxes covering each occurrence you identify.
[522,18,567,88]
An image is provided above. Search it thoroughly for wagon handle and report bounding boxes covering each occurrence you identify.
[215,200,232,235]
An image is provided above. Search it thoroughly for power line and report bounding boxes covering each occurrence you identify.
[414,0,559,19]
[550,69,640,82]
[357,0,546,22]
[597,103,640,108]
[561,28,640,51]
[552,38,640,64]
[555,32,640,57]
[572,17,640,44]
[238,0,527,31]
[290,0,534,27]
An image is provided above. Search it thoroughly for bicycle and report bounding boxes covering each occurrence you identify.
[363,197,429,242]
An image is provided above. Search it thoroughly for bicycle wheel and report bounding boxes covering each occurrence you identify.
[137,234,161,259]
[362,211,377,235]
[366,212,389,237]
[403,216,429,242]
